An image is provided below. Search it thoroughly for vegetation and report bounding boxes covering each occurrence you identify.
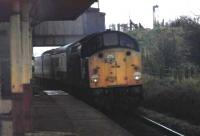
[143,76,200,125]
[128,16,200,80]
[127,16,200,125]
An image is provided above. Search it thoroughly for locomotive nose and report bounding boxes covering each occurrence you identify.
[89,48,142,89]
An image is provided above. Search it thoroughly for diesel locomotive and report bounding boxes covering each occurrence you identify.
[34,30,143,106]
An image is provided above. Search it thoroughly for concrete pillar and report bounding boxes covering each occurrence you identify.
[10,14,23,93]
[10,1,33,135]
[1,121,13,136]
[10,0,32,93]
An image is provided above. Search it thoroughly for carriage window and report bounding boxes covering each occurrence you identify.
[71,46,77,53]
[54,57,59,67]
[103,33,118,46]
[71,46,78,54]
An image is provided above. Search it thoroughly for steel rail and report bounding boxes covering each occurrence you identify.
[139,115,185,136]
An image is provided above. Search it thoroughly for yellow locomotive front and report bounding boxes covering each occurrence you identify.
[89,48,142,88]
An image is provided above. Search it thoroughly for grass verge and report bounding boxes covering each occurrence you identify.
[142,75,200,125]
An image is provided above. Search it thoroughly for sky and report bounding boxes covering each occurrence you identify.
[92,0,200,28]
[33,47,58,57]
[34,0,200,56]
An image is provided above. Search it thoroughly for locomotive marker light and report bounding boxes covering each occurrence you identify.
[91,74,99,83]
[133,72,142,80]
[105,54,115,63]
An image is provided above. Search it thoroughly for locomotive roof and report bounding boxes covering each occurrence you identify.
[79,30,135,44]
[42,30,139,56]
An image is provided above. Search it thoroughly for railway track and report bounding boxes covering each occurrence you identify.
[138,115,185,136]
[97,102,186,136]
[105,109,186,136]
[61,90,186,136]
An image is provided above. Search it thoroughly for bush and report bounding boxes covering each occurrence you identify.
[143,76,200,125]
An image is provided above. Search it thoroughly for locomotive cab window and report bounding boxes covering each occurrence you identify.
[103,33,119,46]
[120,34,139,51]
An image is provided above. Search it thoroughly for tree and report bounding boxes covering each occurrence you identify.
[128,26,188,75]
[170,16,200,66]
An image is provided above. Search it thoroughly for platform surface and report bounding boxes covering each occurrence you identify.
[27,90,133,136]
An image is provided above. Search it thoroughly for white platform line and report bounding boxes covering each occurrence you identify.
[43,90,69,96]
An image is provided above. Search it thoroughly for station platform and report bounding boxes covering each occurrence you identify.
[26,90,133,136]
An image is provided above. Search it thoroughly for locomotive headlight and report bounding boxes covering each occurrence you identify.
[91,74,99,83]
[133,72,142,81]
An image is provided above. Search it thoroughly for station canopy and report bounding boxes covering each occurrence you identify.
[0,0,97,23]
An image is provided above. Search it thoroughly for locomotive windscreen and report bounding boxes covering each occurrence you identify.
[103,32,139,51]
[119,34,139,51]
[103,33,118,46]
[81,31,139,57]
